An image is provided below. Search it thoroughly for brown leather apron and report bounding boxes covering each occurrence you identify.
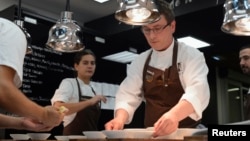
[143,41,200,128]
[63,78,101,135]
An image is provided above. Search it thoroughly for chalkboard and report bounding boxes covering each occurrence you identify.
[21,45,76,104]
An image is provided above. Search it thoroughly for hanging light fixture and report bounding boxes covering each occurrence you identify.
[115,0,160,25]
[46,0,84,53]
[221,0,250,36]
[15,20,33,54]
[14,0,33,54]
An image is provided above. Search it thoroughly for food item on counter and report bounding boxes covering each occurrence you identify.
[59,106,68,113]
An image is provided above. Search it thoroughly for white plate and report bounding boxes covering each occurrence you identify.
[83,131,106,139]
[10,134,30,140]
[102,130,128,139]
[191,128,208,135]
[146,127,154,131]
[27,133,51,140]
[123,128,147,131]
[155,128,202,140]
[102,130,153,139]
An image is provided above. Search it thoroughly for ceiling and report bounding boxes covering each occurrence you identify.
[1,0,250,74]
[0,0,225,35]
[0,0,118,24]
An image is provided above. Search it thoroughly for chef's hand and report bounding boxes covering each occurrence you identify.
[21,117,54,131]
[152,112,178,137]
[41,106,64,127]
[90,95,107,105]
[105,118,124,130]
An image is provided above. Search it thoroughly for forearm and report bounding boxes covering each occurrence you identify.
[167,100,194,122]
[114,109,129,124]
[0,114,23,129]
[0,81,45,122]
[53,100,93,115]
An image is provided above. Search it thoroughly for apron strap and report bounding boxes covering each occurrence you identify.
[75,78,101,106]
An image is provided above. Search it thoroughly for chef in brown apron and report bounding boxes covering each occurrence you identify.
[143,42,200,128]
[63,79,101,135]
[105,0,209,137]
[51,49,106,135]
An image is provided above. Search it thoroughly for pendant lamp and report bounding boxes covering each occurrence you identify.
[14,0,33,54]
[115,0,160,25]
[221,0,250,36]
[46,0,84,53]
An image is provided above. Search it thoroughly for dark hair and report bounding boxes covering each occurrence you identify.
[73,49,96,65]
[154,0,175,23]
[240,44,250,51]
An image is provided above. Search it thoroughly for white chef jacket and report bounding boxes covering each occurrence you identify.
[51,78,98,127]
[115,40,210,124]
[0,18,27,88]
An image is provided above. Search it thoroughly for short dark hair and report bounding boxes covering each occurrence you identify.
[154,0,175,23]
[240,44,250,51]
[73,49,96,65]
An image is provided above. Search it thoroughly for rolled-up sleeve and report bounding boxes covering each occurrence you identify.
[179,45,210,120]
[51,79,76,105]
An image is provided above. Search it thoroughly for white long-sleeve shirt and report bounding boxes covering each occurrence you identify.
[115,40,210,124]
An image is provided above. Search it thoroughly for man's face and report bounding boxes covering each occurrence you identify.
[141,15,176,51]
[239,48,250,75]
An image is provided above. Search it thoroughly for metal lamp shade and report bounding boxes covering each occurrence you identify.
[115,0,160,25]
[15,20,33,54]
[46,11,84,53]
[24,29,33,54]
[221,0,250,36]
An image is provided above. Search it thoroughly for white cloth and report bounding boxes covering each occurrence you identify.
[0,18,27,88]
[115,40,210,124]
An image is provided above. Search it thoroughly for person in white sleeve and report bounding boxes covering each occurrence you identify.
[0,17,65,131]
[105,0,210,137]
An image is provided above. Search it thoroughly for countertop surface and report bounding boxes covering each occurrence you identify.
[0,135,208,141]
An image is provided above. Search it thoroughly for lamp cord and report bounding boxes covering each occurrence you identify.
[18,0,22,20]
[66,0,70,11]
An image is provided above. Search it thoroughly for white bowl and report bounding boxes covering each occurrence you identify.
[68,135,87,140]
[27,133,51,140]
[10,134,30,140]
[83,131,106,139]
[102,130,153,139]
[54,135,69,141]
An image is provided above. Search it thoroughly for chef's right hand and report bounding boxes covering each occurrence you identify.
[21,117,54,132]
[41,106,64,127]
[105,118,124,130]
[90,95,107,105]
